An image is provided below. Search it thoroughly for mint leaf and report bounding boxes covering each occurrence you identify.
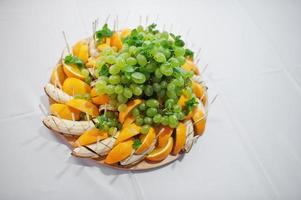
[132,139,142,150]
[64,55,84,68]
[96,23,113,42]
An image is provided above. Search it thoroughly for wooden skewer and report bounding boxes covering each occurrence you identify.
[201,64,208,74]
[62,31,71,55]
[145,15,149,27]
[39,104,48,116]
[105,14,111,24]
[139,15,142,26]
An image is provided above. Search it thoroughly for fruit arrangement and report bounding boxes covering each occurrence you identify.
[43,22,208,169]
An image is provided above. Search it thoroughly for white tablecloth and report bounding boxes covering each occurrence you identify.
[1,0,301,199]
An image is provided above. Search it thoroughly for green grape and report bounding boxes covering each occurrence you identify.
[154,52,166,63]
[81,68,90,77]
[109,64,121,75]
[146,99,159,108]
[138,102,146,111]
[105,85,115,95]
[168,115,178,128]
[99,75,109,83]
[108,75,121,85]
[106,55,116,64]
[116,57,126,68]
[160,63,173,76]
[173,104,181,113]
[157,89,166,98]
[169,57,180,67]
[174,47,185,57]
[129,46,137,55]
[141,125,150,134]
[95,79,107,88]
[137,54,147,66]
[118,104,127,112]
[153,114,162,124]
[152,76,161,83]
[177,56,185,65]
[131,72,146,84]
[117,94,127,104]
[132,108,140,117]
[160,81,167,88]
[126,57,137,66]
[155,68,163,78]
[153,83,161,93]
[167,82,175,91]
[161,116,169,126]
[161,31,169,39]
[175,77,184,87]
[165,99,175,108]
[103,47,114,55]
[144,117,152,125]
[167,90,177,99]
[176,112,185,120]
[120,43,129,52]
[144,85,153,97]
[146,108,157,117]
[135,116,144,126]
[145,62,157,73]
[121,75,130,84]
[123,87,133,99]
[120,52,130,59]
[102,124,109,132]
[162,48,171,59]
[133,86,142,96]
[114,85,124,94]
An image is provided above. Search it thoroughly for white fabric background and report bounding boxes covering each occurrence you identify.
[0,0,301,199]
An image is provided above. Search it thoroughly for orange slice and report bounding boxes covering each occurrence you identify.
[119,99,142,123]
[62,77,91,96]
[115,123,141,144]
[192,107,206,135]
[90,88,110,105]
[78,44,89,63]
[123,115,135,127]
[50,63,66,87]
[158,126,173,148]
[146,137,173,162]
[105,139,134,164]
[178,94,188,108]
[110,32,122,50]
[50,103,80,120]
[120,28,131,38]
[66,99,99,117]
[63,64,85,80]
[73,40,86,56]
[172,122,186,155]
[182,59,200,75]
[135,127,156,154]
[75,128,108,147]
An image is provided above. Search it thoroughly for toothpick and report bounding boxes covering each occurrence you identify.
[105,14,111,24]
[85,112,90,121]
[145,15,149,27]
[39,104,48,116]
[201,64,208,74]
[116,15,119,31]
[123,11,130,28]
[139,15,142,26]
[195,47,201,60]
[71,113,75,122]
[154,14,159,24]
[62,31,71,54]
[210,94,218,105]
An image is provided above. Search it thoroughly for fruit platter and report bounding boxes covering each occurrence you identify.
[42,21,208,170]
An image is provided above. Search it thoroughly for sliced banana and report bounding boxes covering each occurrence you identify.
[72,132,119,157]
[184,120,195,153]
[120,139,157,166]
[43,115,94,135]
[44,83,72,103]
[99,104,116,112]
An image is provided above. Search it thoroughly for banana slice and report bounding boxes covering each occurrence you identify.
[44,83,72,103]
[184,120,195,153]
[99,104,116,112]
[120,139,157,166]
[72,132,119,157]
[43,115,94,135]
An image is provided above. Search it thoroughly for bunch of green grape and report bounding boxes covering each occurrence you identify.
[94,24,195,129]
